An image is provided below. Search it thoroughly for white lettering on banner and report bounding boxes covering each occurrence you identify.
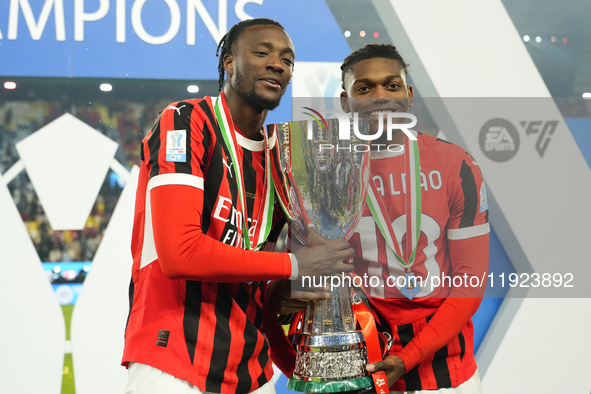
[131,0,181,45]
[116,0,125,42]
[75,0,109,41]
[187,0,227,45]
[1,0,263,45]
[8,0,65,41]
[235,0,263,21]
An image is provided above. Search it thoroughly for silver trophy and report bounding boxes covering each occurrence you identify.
[267,117,373,393]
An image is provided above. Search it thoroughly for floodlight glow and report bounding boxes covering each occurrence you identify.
[4,81,16,89]
[344,30,351,38]
[187,85,199,93]
[523,35,530,42]
[100,84,112,92]
[583,92,591,99]
[535,36,542,43]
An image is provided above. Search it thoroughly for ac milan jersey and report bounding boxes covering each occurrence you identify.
[122,96,289,393]
[349,132,489,391]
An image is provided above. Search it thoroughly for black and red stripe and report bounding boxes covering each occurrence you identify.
[459,160,478,228]
[387,313,476,391]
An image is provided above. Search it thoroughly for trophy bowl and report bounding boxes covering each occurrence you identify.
[268,116,373,393]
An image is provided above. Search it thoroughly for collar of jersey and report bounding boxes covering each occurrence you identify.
[234,128,277,152]
[370,129,418,160]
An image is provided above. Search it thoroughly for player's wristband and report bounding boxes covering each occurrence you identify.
[289,253,298,280]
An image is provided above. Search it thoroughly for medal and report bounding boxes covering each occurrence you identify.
[400,271,420,299]
[366,133,422,299]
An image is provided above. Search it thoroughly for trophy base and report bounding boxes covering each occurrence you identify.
[288,331,371,393]
[287,375,373,393]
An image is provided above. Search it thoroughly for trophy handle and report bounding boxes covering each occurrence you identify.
[277,122,292,174]
[269,123,295,221]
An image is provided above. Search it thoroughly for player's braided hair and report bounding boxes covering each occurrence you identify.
[216,18,285,92]
[340,44,410,90]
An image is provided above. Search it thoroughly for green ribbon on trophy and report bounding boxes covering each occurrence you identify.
[214,94,275,251]
[366,133,422,299]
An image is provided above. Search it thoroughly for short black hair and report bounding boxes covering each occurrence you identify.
[216,18,285,92]
[340,44,409,90]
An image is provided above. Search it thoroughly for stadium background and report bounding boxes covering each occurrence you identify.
[0,0,590,393]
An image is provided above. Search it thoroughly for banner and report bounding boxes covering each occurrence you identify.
[0,0,350,79]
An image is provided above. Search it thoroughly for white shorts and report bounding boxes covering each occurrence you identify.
[390,369,482,394]
[125,362,277,394]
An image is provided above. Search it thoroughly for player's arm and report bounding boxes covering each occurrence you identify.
[368,235,489,386]
[149,102,353,283]
[152,184,290,281]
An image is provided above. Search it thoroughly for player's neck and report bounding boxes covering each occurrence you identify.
[224,88,267,140]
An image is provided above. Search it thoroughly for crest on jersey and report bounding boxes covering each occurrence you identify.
[166,130,186,162]
[479,181,489,213]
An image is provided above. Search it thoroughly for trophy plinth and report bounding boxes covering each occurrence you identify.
[268,116,372,393]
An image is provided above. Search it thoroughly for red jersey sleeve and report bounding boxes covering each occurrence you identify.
[144,100,211,181]
[447,153,490,241]
[151,185,291,282]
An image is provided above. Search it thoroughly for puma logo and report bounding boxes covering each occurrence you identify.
[222,158,233,178]
[167,105,186,115]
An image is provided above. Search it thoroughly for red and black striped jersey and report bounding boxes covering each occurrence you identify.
[350,133,489,390]
[122,96,290,393]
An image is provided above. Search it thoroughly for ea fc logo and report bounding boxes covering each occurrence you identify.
[479,118,520,162]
